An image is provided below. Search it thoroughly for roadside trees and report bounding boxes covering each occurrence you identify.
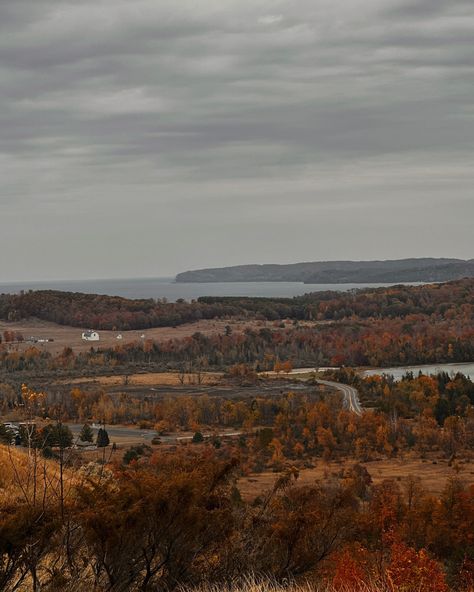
[96,427,110,448]
[79,423,94,443]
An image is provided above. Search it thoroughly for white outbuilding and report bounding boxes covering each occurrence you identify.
[82,330,100,342]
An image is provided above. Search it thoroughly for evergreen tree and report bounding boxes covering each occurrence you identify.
[55,424,74,449]
[96,427,110,448]
[0,424,14,444]
[79,423,94,443]
[41,424,73,449]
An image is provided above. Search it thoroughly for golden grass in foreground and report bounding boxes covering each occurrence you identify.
[57,576,391,592]
[178,576,390,592]
[0,444,74,506]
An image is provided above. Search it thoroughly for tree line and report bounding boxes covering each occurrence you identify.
[0,278,472,332]
[198,277,474,321]
[1,313,472,377]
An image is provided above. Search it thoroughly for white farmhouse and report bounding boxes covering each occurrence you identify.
[82,330,100,342]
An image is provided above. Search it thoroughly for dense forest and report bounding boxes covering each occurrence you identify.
[0,290,239,330]
[0,278,472,331]
[199,277,474,321]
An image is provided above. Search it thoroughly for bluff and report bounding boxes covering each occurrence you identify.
[175,258,474,283]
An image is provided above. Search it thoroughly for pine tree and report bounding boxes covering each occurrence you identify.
[96,427,110,448]
[0,424,14,444]
[79,423,94,443]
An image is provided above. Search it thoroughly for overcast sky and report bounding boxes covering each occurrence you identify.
[1,0,473,281]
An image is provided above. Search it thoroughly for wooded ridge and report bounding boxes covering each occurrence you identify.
[176,258,474,283]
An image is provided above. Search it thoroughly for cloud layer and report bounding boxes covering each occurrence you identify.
[1,0,473,280]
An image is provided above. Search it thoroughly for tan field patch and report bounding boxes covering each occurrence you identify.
[61,371,224,387]
[239,456,474,500]
[0,317,315,356]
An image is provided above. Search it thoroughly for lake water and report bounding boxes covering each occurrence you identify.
[362,363,474,380]
[0,277,422,302]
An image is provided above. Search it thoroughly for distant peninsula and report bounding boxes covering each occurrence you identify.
[176,258,474,284]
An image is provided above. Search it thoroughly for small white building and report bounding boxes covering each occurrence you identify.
[82,330,100,342]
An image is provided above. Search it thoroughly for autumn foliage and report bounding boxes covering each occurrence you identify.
[1,279,471,332]
[1,440,474,591]
[0,280,473,590]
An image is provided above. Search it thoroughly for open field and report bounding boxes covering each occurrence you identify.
[239,456,474,500]
[0,317,323,356]
[0,318,255,355]
[59,371,225,387]
[26,373,324,404]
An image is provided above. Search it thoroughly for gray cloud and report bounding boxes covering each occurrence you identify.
[0,0,473,280]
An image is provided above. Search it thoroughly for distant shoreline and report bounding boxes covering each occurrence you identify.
[176,257,474,284]
[173,278,427,284]
[0,278,427,302]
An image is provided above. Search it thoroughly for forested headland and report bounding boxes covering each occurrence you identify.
[176,257,474,283]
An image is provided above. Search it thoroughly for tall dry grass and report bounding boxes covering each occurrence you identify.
[0,444,71,506]
[178,576,390,592]
[58,577,389,592]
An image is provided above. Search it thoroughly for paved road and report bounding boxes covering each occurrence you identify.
[314,379,362,415]
[68,423,246,445]
[68,423,157,442]
[282,368,363,415]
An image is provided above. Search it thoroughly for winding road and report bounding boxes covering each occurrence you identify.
[68,423,247,444]
[314,379,362,415]
[67,369,363,445]
[285,368,363,415]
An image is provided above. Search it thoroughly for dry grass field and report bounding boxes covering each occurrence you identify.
[0,444,69,505]
[179,580,389,592]
[239,456,474,500]
[60,371,225,387]
[0,317,302,356]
